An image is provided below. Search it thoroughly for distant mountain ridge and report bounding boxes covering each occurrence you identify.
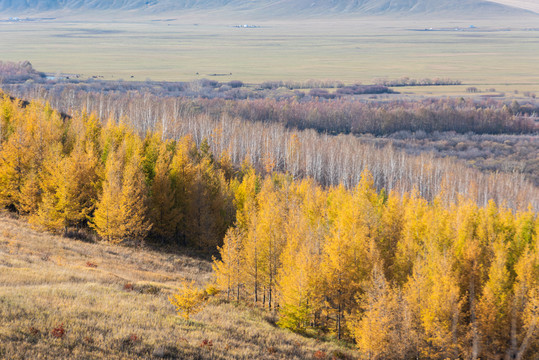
[0,0,535,17]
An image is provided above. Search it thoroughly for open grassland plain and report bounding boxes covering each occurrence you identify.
[0,213,358,360]
[0,16,539,93]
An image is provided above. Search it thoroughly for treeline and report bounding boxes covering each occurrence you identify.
[374,77,462,87]
[10,86,537,136]
[374,131,539,186]
[214,170,538,359]
[3,78,392,102]
[0,94,235,247]
[0,61,46,84]
[2,90,537,211]
[223,97,536,135]
[309,85,394,99]
[260,79,345,90]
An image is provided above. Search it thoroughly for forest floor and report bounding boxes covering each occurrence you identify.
[0,212,357,359]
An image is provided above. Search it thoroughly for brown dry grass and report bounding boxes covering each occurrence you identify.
[0,212,357,360]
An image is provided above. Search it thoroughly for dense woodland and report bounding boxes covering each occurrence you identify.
[4,62,538,189]
[2,61,538,134]
[9,84,538,135]
[16,90,539,207]
[365,132,539,186]
[0,93,537,359]
[0,93,235,246]
[214,170,538,360]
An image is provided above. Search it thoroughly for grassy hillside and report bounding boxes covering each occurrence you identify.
[0,213,357,359]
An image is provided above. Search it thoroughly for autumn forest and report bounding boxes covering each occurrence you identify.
[0,88,537,359]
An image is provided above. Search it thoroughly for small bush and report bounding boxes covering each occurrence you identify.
[205,284,220,297]
[121,333,141,349]
[124,283,134,291]
[138,284,160,295]
[331,350,350,360]
[228,80,244,88]
[200,339,213,349]
[309,89,336,99]
[169,279,207,320]
[29,326,40,336]
[51,323,65,339]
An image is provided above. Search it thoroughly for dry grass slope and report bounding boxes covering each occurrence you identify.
[0,213,357,360]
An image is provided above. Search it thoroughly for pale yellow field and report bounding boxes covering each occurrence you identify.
[1,16,539,92]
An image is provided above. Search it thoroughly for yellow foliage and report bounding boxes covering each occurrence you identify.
[168,279,208,320]
[350,265,413,360]
[1,93,539,359]
[91,148,125,242]
[149,142,179,240]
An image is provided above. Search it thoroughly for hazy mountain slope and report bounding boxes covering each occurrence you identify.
[486,0,539,13]
[0,0,534,17]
